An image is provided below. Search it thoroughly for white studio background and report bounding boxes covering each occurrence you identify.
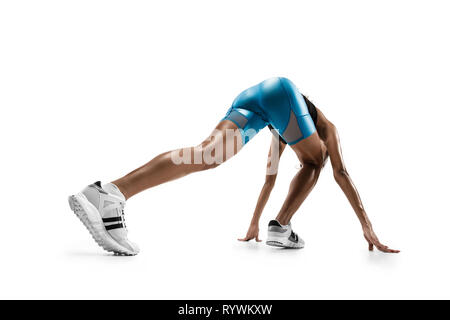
[0,0,449,299]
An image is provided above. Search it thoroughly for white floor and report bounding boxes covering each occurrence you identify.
[1,151,447,299]
[1,0,450,300]
[0,211,445,299]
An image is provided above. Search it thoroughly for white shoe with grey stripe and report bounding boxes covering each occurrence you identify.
[266,220,305,249]
[68,181,139,256]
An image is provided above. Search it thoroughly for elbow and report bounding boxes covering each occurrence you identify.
[333,168,349,182]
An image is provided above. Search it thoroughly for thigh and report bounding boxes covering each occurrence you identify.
[197,120,243,166]
[222,107,268,145]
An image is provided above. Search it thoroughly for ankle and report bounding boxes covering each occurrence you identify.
[109,181,129,200]
[275,217,289,226]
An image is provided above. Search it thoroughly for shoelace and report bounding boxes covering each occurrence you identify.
[120,202,128,230]
[120,202,127,229]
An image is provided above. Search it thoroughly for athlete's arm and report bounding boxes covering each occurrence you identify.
[317,109,399,253]
[238,135,286,242]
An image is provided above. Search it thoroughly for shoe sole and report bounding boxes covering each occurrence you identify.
[266,234,304,249]
[68,193,137,256]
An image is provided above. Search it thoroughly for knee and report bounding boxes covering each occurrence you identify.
[200,162,220,171]
[303,161,322,171]
[302,162,323,179]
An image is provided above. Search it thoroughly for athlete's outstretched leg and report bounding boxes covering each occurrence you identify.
[68,120,243,256]
[112,120,242,199]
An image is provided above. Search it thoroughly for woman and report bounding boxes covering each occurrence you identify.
[68,77,399,255]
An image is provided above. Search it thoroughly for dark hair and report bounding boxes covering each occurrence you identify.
[302,95,318,125]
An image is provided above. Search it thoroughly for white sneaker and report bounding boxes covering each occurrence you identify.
[68,181,139,256]
[266,220,305,249]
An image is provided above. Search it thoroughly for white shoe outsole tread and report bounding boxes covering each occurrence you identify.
[68,194,136,256]
[266,234,304,249]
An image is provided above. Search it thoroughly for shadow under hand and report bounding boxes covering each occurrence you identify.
[236,241,262,251]
[365,250,401,267]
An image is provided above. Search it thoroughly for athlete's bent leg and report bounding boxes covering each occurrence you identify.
[112,120,242,199]
[275,162,322,226]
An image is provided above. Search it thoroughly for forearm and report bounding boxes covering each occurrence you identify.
[334,171,372,229]
[249,135,285,226]
[250,180,275,225]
